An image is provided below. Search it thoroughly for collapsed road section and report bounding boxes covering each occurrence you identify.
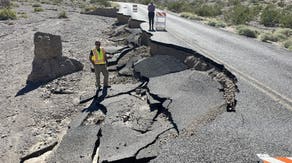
[21,7,238,163]
[42,20,238,163]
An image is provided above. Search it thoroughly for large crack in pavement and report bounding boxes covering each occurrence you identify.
[37,17,239,162]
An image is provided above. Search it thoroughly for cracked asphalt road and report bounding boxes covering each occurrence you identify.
[116,2,292,162]
[118,2,292,109]
[1,1,292,162]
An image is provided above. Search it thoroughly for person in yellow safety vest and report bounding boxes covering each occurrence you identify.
[89,41,110,88]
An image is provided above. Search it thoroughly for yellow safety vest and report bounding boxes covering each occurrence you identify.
[92,48,106,65]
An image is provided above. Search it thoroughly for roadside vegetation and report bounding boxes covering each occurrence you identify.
[0,8,17,20]
[33,7,43,12]
[4,0,291,50]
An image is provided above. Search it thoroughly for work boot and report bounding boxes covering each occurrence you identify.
[96,84,101,89]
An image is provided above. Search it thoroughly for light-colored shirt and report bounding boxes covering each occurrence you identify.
[148,3,155,12]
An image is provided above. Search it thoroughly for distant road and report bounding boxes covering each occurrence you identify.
[117,2,292,111]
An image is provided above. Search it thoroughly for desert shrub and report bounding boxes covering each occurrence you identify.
[284,39,292,50]
[17,11,28,18]
[32,3,41,7]
[84,5,96,12]
[167,1,189,13]
[52,0,62,5]
[225,4,252,25]
[180,12,202,20]
[110,2,119,9]
[140,0,151,5]
[236,25,258,38]
[227,0,240,6]
[207,19,226,28]
[280,10,292,28]
[194,4,222,17]
[273,32,287,41]
[274,28,292,37]
[90,0,110,7]
[58,10,67,18]
[276,0,286,7]
[0,8,16,20]
[34,7,44,12]
[259,32,278,42]
[284,5,292,10]
[273,28,292,41]
[249,0,263,4]
[260,5,281,27]
[249,4,262,19]
[10,2,20,8]
[79,3,86,9]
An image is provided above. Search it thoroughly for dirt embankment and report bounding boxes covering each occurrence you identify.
[0,2,117,162]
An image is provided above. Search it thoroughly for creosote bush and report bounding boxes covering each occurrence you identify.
[0,8,16,20]
[167,1,189,13]
[90,0,110,7]
[280,11,292,28]
[180,12,202,20]
[236,25,258,38]
[259,32,278,42]
[84,5,96,12]
[283,39,292,50]
[207,19,226,28]
[260,5,281,27]
[34,7,44,12]
[195,4,222,17]
[225,4,252,25]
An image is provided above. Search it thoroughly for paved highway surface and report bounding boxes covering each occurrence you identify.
[117,2,292,162]
[118,2,292,110]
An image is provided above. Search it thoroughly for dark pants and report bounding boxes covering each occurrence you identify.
[148,12,154,30]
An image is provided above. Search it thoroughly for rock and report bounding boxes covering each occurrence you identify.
[127,31,142,46]
[117,46,150,69]
[27,32,83,83]
[184,56,212,71]
[118,56,142,76]
[34,32,62,59]
[184,56,197,68]
[110,24,127,37]
[108,47,134,66]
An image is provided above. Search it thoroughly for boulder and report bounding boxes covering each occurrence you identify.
[27,32,83,83]
[184,56,212,71]
[118,56,142,76]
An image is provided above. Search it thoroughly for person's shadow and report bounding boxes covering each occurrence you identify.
[82,87,108,115]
